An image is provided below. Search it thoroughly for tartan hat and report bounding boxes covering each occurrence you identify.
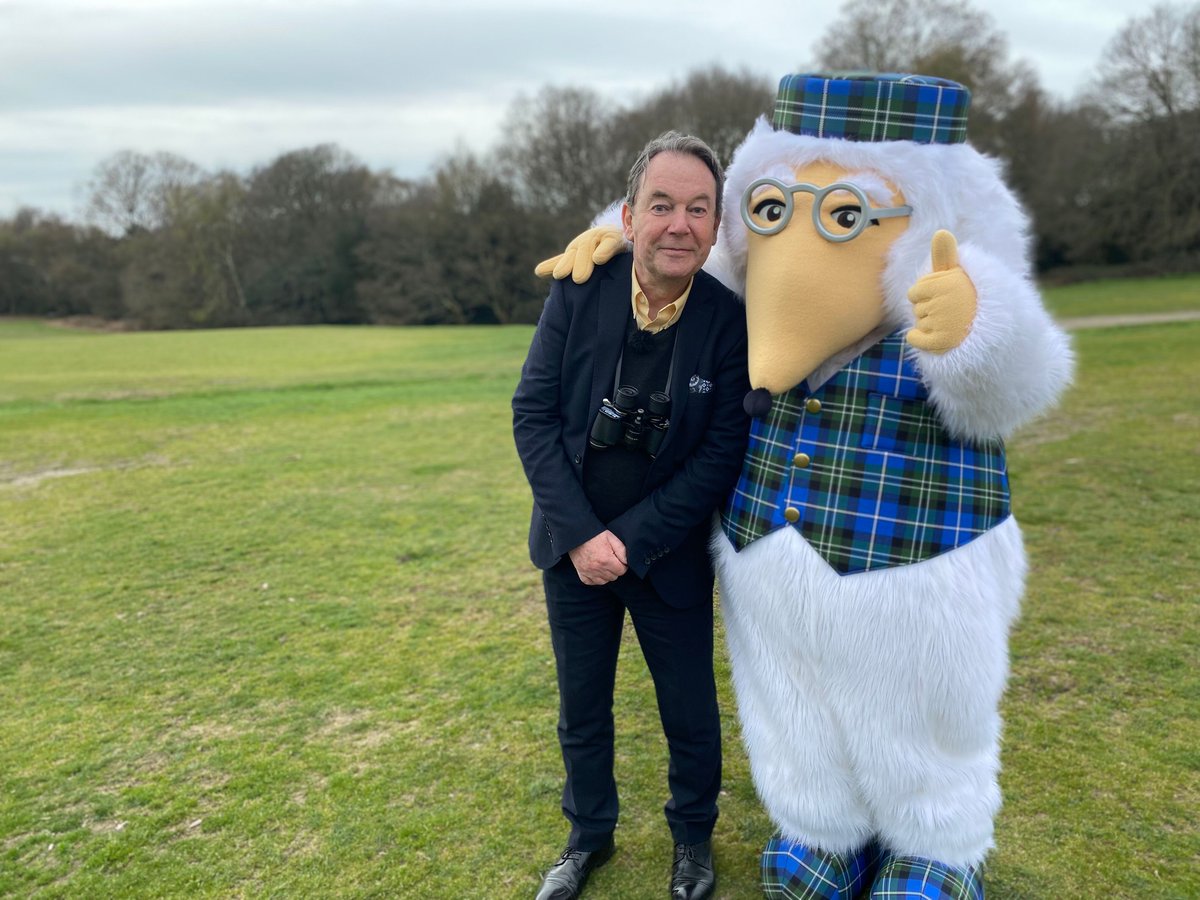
[772,73,971,144]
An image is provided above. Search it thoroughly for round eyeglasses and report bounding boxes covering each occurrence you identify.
[740,177,912,243]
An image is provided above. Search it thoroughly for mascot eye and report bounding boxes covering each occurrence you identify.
[753,199,786,223]
[830,205,864,230]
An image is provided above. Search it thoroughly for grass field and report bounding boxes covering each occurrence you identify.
[1,277,1197,898]
[1040,272,1200,318]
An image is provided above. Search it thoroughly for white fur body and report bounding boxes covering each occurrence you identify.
[713,521,1024,867]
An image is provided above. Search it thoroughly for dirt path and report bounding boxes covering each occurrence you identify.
[1058,310,1200,330]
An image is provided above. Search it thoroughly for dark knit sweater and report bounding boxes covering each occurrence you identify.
[584,320,678,523]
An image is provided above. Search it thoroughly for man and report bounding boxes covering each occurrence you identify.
[512,132,749,900]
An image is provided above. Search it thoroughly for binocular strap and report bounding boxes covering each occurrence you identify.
[610,329,680,402]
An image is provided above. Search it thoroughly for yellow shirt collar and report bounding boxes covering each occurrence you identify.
[631,270,692,333]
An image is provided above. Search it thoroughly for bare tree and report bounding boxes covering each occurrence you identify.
[1086,3,1200,263]
[359,154,546,325]
[84,150,204,235]
[811,0,1043,160]
[612,66,774,175]
[495,86,625,227]
[1095,2,1200,123]
[237,145,375,324]
[816,0,1001,74]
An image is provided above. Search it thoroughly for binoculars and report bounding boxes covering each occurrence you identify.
[589,386,671,458]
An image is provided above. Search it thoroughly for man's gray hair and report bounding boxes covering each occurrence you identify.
[626,131,724,220]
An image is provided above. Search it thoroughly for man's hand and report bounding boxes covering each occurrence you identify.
[906,230,978,353]
[568,530,628,585]
[534,226,626,283]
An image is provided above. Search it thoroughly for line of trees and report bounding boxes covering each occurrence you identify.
[2,0,1197,329]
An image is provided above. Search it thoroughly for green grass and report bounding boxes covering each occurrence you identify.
[1,275,1197,898]
[1040,272,1200,318]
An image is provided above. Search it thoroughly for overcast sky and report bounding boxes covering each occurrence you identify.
[0,0,1148,220]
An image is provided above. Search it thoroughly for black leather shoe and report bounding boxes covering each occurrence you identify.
[535,841,615,900]
[671,840,715,900]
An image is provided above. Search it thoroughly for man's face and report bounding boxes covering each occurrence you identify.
[621,152,719,299]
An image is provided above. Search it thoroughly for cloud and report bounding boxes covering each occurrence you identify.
[0,2,739,111]
[0,0,1149,217]
[0,0,786,214]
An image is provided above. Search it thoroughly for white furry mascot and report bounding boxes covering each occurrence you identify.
[542,73,1073,899]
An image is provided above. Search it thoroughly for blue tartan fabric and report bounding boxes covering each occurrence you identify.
[772,73,971,145]
[868,854,984,899]
[720,331,1011,575]
[761,836,882,899]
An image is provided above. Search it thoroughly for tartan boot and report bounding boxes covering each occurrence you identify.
[868,854,984,900]
[760,834,881,899]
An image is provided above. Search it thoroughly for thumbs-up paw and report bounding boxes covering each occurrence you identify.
[534,226,626,283]
[906,230,977,353]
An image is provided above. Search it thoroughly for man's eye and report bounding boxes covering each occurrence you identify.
[830,205,869,230]
[753,199,786,223]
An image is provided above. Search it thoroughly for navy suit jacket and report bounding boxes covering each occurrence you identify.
[512,254,750,608]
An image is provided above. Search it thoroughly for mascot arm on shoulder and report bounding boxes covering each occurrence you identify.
[534,201,626,283]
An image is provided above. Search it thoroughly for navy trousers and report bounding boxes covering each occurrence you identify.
[543,559,722,850]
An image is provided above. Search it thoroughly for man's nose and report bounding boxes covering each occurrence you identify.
[666,208,689,232]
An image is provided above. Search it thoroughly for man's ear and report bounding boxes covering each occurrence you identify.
[621,203,634,242]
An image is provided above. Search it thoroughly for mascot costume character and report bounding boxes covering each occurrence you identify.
[540,73,1073,898]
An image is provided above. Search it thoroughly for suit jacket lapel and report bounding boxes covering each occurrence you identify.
[590,254,633,415]
[669,277,713,423]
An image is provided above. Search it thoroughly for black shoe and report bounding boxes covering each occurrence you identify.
[535,840,615,900]
[671,840,715,900]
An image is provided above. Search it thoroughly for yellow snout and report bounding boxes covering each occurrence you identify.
[743,160,910,393]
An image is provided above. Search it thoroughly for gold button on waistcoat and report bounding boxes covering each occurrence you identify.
[805,398,822,414]
[784,507,800,523]
[793,452,811,468]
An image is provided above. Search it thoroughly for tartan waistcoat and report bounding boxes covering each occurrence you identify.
[720,330,1011,575]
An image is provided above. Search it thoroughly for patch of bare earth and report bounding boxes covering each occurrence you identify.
[1,456,172,489]
[48,316,140,332]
